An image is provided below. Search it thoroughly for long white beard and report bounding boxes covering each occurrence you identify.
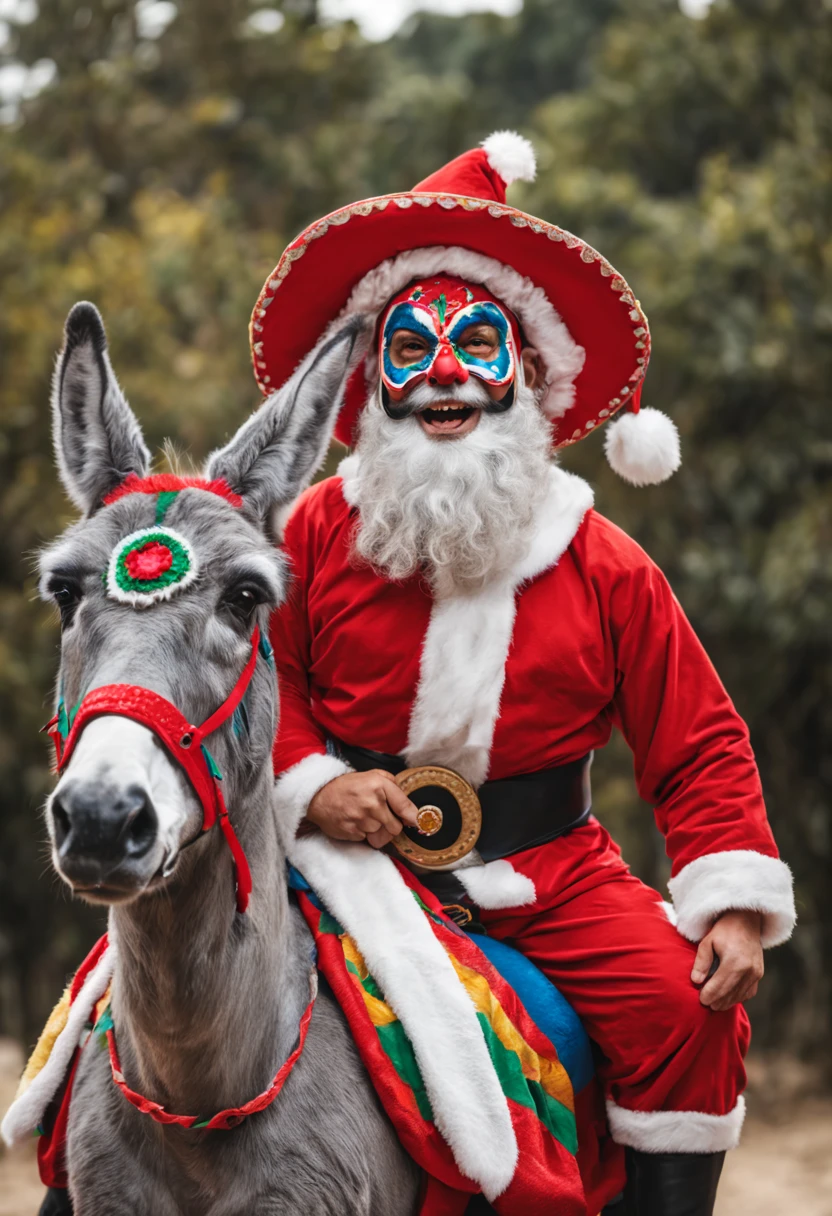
[352,383,553,595]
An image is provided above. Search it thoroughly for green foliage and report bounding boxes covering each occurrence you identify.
[0,0,829,1064]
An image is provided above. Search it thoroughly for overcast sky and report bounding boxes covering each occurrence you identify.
[321,0,714,40]
[320,0,522,41]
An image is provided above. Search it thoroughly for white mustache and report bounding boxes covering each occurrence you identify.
[393,377,496,413]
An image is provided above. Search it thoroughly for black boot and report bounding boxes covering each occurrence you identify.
[39,1187,74,1216]
[622,1149,725,1216]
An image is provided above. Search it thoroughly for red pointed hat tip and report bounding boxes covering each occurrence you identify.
[413,147,507,205]
[412,131,537,203]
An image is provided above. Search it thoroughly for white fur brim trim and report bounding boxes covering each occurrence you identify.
[481,131,536,186]
[606,1096,746,1154]
[603,407,681,486]
[668,850,796,949]
[337,245,585,421]
[289,835,517,1199]
[273,752,352,850]
[457,861,536,910]
[2,943,116,1147]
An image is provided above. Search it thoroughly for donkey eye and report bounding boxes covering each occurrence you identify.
[49,580,83,628]
[222,583,264,625]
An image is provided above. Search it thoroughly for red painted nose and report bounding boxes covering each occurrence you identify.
[429,343,468,385]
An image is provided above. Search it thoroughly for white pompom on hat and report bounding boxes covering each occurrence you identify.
[603,385,681,486]
[479,130,537,186]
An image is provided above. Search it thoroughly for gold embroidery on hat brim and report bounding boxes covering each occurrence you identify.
[249,193,651,444]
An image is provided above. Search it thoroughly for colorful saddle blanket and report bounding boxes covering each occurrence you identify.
[3,867,619,1214]
[294,870,585,1213]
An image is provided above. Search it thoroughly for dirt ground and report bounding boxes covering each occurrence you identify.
[1,1038,830,1215]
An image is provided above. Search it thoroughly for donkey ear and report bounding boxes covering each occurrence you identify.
[206,314,371,521]
[51,302,151,513]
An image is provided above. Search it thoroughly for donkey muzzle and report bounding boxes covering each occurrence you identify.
[50,780,159,888]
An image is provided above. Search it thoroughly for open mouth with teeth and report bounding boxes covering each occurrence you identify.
[418,404,481,438]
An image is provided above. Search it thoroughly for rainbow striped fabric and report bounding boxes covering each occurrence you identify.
[296,866,586,1215]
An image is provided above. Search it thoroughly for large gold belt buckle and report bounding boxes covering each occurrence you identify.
[390,766,482,868]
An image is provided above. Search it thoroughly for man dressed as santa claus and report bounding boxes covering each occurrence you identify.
[251,132,796,1215]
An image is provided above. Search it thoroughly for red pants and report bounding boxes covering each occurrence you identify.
[481,818,750,1152]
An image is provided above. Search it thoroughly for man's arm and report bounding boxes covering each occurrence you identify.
[607,552,795,1007]
[270,498,418,849]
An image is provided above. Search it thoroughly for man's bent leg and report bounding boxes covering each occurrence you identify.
[479,822,750,1214]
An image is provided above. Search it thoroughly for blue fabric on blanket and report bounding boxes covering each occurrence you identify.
[288,862,594,1092]
[469,931,595,1093]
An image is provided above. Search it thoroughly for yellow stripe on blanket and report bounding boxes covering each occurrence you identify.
[341,935,398,1026]
[14,983,113,1102]
[449,955,575,1113]
[15,983,73,1101]
[342,927,573,1114]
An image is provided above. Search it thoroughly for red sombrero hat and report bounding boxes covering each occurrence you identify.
[251,131,680,485]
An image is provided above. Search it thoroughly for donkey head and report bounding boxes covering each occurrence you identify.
[40,302,366,905]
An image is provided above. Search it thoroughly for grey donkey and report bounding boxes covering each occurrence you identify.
[37,302,422,1215]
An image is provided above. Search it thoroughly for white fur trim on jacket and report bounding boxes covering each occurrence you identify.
[273,752,353,850]
[338,452,361,507]
[288,834,518,1200]
[606,1096,747,1154]
[668,850,796,949]
[481,131,536,185]
[400,465,594,788]
[336,246,586,421]
[457,860,537,910]
[404,574,518,787]
[2,942,116,1147]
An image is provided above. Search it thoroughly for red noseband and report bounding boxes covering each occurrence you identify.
[44,627,262,914]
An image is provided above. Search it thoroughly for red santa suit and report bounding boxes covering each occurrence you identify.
[270,456,794,1152]
[248,130,795,1170]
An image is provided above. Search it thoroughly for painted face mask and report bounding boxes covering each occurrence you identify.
[379,276,523,397]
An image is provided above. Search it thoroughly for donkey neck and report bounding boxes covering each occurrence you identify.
[109,768,306,1116]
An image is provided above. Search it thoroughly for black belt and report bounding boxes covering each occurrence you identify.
[333,739,593,864]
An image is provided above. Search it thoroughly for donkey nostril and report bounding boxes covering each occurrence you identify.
[51,798,71,849]
[120,787,158,859]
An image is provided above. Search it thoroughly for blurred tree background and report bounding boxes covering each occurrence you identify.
[0,0,829,1070]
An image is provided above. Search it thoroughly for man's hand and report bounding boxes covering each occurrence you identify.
[306,770,420,849]
[691,909,764,1011]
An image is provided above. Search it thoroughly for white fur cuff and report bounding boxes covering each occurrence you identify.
[273,752,352,850]
[668,850,796,949]
[606,1096,746,1153]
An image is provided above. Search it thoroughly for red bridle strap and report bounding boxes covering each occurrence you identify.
[45,626,262,914]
